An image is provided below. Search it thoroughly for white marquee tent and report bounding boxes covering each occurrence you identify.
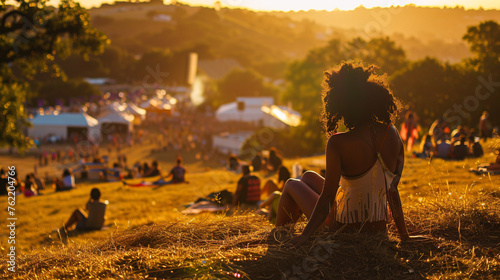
[215,97,301,129]
[98,110,134,138]
[28,112,100,141]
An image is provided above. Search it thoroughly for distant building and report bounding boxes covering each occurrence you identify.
[213,131,254,156]
[215,97,301,129]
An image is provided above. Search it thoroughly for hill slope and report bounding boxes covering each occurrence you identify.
[271,5,500,62]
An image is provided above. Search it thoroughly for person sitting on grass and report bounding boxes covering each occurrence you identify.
[62,168,75,189]
[143,160,161,178]
[166,157,187,184]
[60,188,107,236]
[275,63,410,248]
[434,136,451,159]
[123,157,187,186]
[23,173,39,197]
[450,137,469,160]
[227,154,240,172]
[256,183,282,224]
[0,169,7,196]
[468,135,484,158]
[251,152,263,172]
[232,165,261,210]
[267,148,283,172]
[262,165,291,195]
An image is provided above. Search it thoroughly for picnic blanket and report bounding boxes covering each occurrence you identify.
[181,201,227,215]
[123,179,170,187]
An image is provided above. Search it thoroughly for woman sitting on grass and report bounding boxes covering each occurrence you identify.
[276,62,410,246]
[61,188,107,233]
[262,165,291,194]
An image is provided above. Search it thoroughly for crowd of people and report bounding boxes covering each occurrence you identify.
[123,157,187,186]
[412,121,487,160]
[399,108,495,161]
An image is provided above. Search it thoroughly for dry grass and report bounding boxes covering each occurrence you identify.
[3,182,500,279]
[2,191,500,280]
[1,140,500,279]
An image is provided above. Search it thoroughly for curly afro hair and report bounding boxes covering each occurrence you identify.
[320,62,402,137]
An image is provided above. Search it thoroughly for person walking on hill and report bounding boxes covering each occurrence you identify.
[479,111,491,142]
[400,111,419,152]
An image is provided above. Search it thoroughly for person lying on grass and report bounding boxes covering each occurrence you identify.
[486,150,500,171]
[62,188,107,232]
[275,62,410,247]
[470,149,500,174]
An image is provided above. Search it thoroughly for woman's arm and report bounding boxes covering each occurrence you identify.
[232,183,243,207]
[387,139,410,240]
[291,136,341,246]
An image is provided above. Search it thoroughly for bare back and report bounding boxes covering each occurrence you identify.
[336,123,402,177]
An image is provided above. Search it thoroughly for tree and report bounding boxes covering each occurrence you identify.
[463,21,500,74]
[0,0,108,150]
[36,79,101,105]
[0,79,32,149]
[349,37,408,75]
[463,20,500,126]
[133,49,173,85]
[214,69,279,107]
[1,0,108,79]
[391,57,478,128]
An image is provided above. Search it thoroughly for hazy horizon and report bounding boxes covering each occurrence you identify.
[40,0,500,11]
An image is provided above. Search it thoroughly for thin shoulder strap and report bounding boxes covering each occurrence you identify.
[373,125,394,175]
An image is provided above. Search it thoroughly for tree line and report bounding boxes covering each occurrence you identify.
[250,21,500,156]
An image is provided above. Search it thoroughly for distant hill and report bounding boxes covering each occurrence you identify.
[88,2,329,74]
[269,5,500,62]
[85,3,500,80]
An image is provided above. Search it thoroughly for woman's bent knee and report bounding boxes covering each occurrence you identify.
[282,179,306,194]
[301,170,322,181]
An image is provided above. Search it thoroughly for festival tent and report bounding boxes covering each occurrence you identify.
[124,102,146,121]
[213,131,254,156]
[97,111,134,139]
[103,101,146,125]
[140,98,175,116]
[261,105,301,128]
[215,97,301,129]
[28,112,100,142]
[215,97,272,123]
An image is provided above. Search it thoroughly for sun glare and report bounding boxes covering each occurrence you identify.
[202,0,500,11]
[56,0,500,10]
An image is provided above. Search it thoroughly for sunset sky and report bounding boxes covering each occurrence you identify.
[73,0,500,10]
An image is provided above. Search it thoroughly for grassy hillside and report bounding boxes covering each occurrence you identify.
[89,3,327,65]
[272,6,500,62]
[1,140,500,279]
